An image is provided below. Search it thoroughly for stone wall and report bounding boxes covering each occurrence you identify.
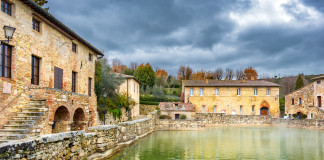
[156,119,205,130]
[195,113,272,125]
[140,104,157,115]
[272,118,324,129]
[0,117,155,159]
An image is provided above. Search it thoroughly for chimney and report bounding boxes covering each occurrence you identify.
[251,77,255,81]
[205,79,209,84]
[225,77,229,81]
[241,78,246,83]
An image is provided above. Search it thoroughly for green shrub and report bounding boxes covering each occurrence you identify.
[180,115,187,120]
[159,115,171,119]
[292,114,298,118]
[302,114,307,119]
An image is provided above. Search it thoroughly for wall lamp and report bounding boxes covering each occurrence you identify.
[1,25,16,44]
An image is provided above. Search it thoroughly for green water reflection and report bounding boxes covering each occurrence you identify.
[109,127,324,160]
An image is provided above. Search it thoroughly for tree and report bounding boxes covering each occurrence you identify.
[33,0,48,6]
[185,66,193,80]
[177,65,192,80]
[129,61,138,70]
[99,58,123,97]
[295,74,304,90]
[225,68,234,80]
[94,61,103,100]
[112,58,127,73]
[244,66,258,80]
[156,69,168,79]
[191,70,206,80]
[215,67,223,80]
[235,68,245,80]
[123,68,135,76]
[134,63,156,89]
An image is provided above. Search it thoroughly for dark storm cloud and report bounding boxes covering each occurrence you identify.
[47,0,324,76]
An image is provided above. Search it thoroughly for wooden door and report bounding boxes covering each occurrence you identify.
[175,114,180,120]
[318,96,322,107]
[260,107,269,115]
[54,67,63,89]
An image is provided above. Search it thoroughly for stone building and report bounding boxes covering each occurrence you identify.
[182,79,280,117]
[0,0,103,143]
[117,74,140,118]
[104,73,140,124]
[159,102,195,120]
[285,75,324,119]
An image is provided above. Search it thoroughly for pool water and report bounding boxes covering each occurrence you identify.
[109,127,324,160]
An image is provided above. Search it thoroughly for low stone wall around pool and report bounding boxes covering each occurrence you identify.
[271,118,324,129]
[195,113,272,125]
[156,119,205,130]
[0,117,155,160]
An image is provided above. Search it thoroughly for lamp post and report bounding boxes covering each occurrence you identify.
[2,25,16,43]
[103,92,107,125]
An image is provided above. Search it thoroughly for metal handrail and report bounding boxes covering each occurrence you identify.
[0,84,31,113]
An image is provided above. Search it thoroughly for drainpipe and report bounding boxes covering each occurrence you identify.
[126,79,129,98]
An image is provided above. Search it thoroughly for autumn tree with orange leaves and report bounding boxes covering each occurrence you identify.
[177,65,193,80]
[156,69,168,79]
[244,67,258,80]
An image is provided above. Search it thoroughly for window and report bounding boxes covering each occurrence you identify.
[32,18,40,32]
[237,88,241,96]
[72,43,77,53]
[254,89,258,96]
[88,77,92,96]
[266,89,270,96]
[89,53,93,61]
[72,71,77,92]
[299,98,302,105]
[1,0,12,16]
[54,67,63,90]
[31,56,40,85]
[213,105,217,113]
[190,88,193,96]
[318,96,322,107]
[291,98,294,105]
[252,105,255,114]
[240,105,243,114]
[215,88,219,96]
[317,80,321,84]
[202,105,205,113]
[0,44,12,78]
[200,88,204,96]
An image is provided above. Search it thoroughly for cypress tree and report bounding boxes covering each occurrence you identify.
[295,74,304,90]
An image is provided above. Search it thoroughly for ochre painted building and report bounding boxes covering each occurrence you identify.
[0,0,103,142]
[182,79,280,117]
[285,75,324,119]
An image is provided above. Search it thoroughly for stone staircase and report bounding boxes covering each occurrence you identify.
[0,99,48,144]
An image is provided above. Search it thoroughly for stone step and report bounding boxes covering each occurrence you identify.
[17,112,45,117]
[26,103,47,107]
[13,116,41,120]
[3,124,33,129]
[0,129,30,134]
[0,140,10,144]
[0,134,26,140]
[21,108,48,112]
[8,120,37,125]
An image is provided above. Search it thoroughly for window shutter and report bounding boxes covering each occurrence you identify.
[54,67,63,89]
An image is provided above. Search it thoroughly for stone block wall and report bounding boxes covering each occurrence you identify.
[271,118,324,128]
[140,104,157,115]
[195,113,272,125]
[0,117,155,159]
[156,119,205,130]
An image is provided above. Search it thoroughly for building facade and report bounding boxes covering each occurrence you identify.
[183,79,280,117]
[285,75,324,119]
[0,0,103,142]
[159,102,195,120]
[117,74,140,118]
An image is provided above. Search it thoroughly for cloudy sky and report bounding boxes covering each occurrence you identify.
[46,0,324,76]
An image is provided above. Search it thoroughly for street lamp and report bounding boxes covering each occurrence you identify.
[2,25,16,43]
[103,92,107,125]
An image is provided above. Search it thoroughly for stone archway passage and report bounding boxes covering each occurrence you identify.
[260,107,269,115]
[53,106,70,133]
[71,108,86,131]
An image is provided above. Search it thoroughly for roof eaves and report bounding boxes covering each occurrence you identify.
[20,0,104,56]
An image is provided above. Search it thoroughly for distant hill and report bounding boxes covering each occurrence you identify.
[260,74,323,97]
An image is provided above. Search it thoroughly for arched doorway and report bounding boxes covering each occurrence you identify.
[260,107,269,115]
[53,106,70,133]
[71,108,86,131]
